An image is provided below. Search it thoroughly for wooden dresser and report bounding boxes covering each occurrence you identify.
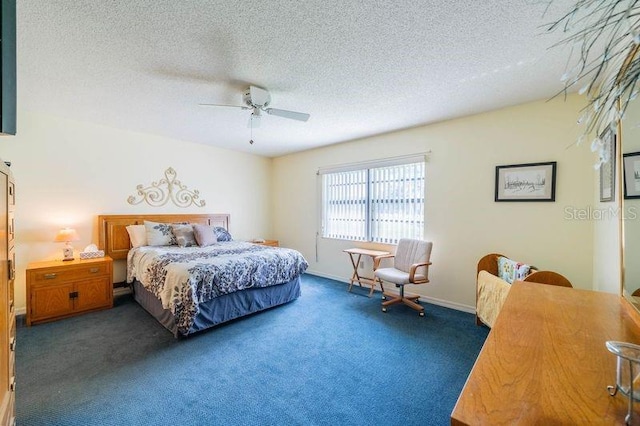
[26,257,113,326]
[0,161,14,425]
[252,239,279,247]
[451,281,640,425]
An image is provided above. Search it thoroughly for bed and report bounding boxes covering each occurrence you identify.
[98,214,308,337]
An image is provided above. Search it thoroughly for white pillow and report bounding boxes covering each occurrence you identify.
[126,224,147,248]
[144,220,177,246]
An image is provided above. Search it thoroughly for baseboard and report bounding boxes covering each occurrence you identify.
[417,295,475,314]
[114,286,132,297]
[305,271,476,314]
[306,269,351,285]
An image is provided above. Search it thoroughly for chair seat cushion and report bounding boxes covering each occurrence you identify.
[375,267,426,284]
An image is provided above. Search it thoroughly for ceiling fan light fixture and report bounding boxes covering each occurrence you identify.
[201,85,310,130]
[244,86,271,108]
[248,112,261,128]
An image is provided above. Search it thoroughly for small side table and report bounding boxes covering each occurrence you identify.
[343,248,390,297]
[250,239,279,247]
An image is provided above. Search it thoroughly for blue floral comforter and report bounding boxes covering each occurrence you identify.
[127,242,308,334]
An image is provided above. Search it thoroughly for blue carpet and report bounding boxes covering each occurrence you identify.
[16,274,488,425]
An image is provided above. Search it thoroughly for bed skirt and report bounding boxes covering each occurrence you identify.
[132,276,302,337]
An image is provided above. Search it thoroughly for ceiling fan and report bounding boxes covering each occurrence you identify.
[200,85,310,129]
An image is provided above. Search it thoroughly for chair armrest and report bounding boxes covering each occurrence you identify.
[373,254,395,270]
[409,261,432,283]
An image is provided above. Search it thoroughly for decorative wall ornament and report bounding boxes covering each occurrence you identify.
[127,167,206,208]
[545,1,640,168]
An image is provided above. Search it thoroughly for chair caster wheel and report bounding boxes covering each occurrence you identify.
[382,307,387,313]
[419,311,425,317]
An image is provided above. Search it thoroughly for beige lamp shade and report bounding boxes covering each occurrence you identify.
[54,228,80,243]
[54,228,80,261]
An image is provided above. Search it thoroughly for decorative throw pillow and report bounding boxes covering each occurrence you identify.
[213,226,232,242]
[171,224,197,248]
[497,256,531,284]
[144,220,177,246]
[126,224,147,248]
[192,223,218,247]
[514,263,531,282]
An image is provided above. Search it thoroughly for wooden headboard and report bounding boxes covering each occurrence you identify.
[97,214,230,260]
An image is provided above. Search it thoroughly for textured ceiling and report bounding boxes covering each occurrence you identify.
[18,0,580,157]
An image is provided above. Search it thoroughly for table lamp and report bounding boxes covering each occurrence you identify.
[54,228,80,261]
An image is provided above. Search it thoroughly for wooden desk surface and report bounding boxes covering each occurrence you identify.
[343,247,389,257]
[451,281,640,425]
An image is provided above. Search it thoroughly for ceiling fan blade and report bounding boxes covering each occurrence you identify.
[199,103,249,110]
[265,108,310,122]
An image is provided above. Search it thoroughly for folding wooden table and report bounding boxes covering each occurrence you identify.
[343,247,390,297]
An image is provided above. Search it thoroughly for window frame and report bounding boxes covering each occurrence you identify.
[318,154,427,244]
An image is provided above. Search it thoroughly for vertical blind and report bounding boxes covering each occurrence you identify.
[321,158,425,243]
[321,169,367,241]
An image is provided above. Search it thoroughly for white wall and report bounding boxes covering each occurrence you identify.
[592,207,622,294]
[592,128,623,295]
[0,111,273,313]
[272,95,595,311]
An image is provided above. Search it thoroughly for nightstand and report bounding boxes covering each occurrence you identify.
[26,256,113,326]
[251,239,279,247]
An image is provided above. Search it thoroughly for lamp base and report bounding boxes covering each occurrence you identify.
[62,246,74,261]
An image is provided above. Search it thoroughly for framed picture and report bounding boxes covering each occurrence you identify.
[623,151,640,199]
[495,161,557,202]
[599,128,616,202]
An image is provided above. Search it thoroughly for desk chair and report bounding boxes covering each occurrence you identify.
[523,270,573,288]
[373,239,433,317]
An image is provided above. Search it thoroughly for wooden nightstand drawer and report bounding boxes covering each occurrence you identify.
[30,262,109,284]
[26,257,114,326]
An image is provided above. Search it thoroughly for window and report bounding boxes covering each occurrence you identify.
[320,156,425,244]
